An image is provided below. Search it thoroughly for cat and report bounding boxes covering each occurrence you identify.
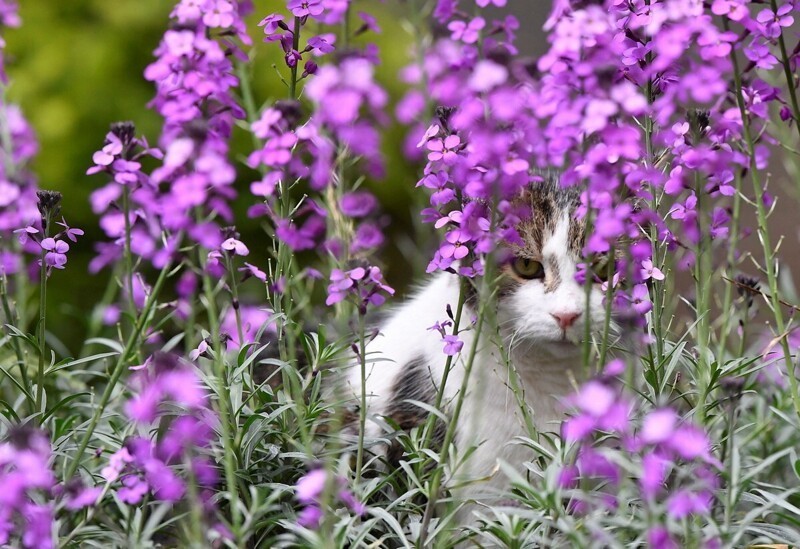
[338,170,610,518]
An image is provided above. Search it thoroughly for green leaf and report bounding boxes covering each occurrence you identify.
[4,324,41,353]
[0,364,34,404]
[83,337,124,354]
[45,351,119,375]
[43,391,92,422]
[0,399,20,421]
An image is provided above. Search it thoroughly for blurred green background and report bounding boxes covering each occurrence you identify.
[5,0,432,352]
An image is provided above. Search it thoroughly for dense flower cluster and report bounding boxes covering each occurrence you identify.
[86,122,163,272]
[295,467,366,529]
[251,0,390,312]
[0,0,797,546]
[0,0,39,277]
[405,0,799,322]
[103,353,226,535]
[561,377,720,547]
[0,427,55,548]
[0,427,99,548]
[89,0,252,277]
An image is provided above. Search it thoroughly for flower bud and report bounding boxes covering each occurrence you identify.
[36,190,62,228]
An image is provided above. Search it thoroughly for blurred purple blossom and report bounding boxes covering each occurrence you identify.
[294,468,365,530]
[0,427,56,548]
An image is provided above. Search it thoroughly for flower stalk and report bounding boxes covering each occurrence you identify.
[728,27,800,418]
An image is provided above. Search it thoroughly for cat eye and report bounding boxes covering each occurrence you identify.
[511,257,544,280]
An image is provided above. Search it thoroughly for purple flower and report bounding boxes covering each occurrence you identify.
[55,217,84,242]
[440,229,470,260]
[757,4,794,38]
[426,134,461,165]
[666,489,712,519]
[448,17,485,44]
[630,284,653,315]
[221,237,249,256]
[102,448,134,482]
[21,504,53,549]
[239,262,267,282]
[64,483,102,511]
[258,13,285,34]
[340,191,377,217]
[744,39,779,70]
[352,223,384,252]
[325,265,394,313]
[357,11,380,34]
[326,267,366,306]
[202,0,236,28]
[667,426,714,462]
[468,60,509,92]
[118,474,148,504]
[648,527,678,549]
[307,35,335,55]
[442,334,464,355]
[275,217,323,251]
[640,259,665,281]
[640,453,668,498]
[296,468,327,504]
[288,0,323,17]
[221,305,275,348]
[294,468,365,530]
[640,408,677,444]
[125,353,206,423]
[40,237,69,269]
[297,504,324,528]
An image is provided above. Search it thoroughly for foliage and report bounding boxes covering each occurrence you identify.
[1,0,800,548]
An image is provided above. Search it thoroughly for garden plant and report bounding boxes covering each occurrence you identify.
[1,0,800,547]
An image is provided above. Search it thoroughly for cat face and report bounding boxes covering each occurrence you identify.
[497,174,608,356]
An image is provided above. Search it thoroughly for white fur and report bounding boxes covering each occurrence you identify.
[342,215,606,512]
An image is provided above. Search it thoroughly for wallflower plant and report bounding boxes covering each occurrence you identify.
[0,0,799,547]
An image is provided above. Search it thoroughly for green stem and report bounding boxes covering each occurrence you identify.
[200,250,242,535]
[64,257,173,480]
[420,278,466,452]
[1,272,30,398]
[225,255,245,346]
[236,20,311,454]
[354,313,368,483]
[35,213,51,418]
[288,17,301,100]
[717,170,744,358]
[597,247,616,369]
[122,186,137,319]
[644,61,666,379]
[418,278,490,548]
[693,170,713,424]
[728,25,800,419]
[581,207,597,376]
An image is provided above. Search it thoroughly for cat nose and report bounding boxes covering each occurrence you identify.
[551,311,581,330]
